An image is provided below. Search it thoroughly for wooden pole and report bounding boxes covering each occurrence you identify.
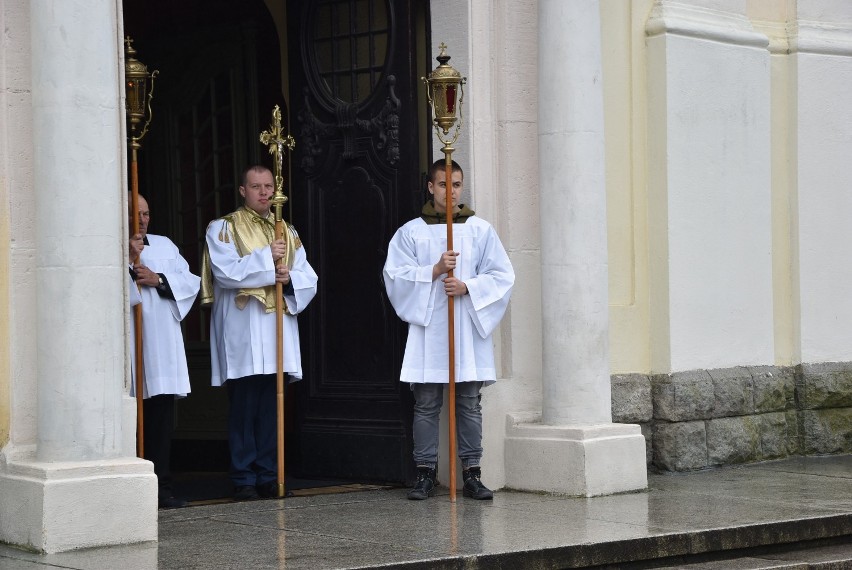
[275,220,286,498]
[130,148,145,458]
[124,37,157,461]
[444,149,457,502]
[425,42,465,503]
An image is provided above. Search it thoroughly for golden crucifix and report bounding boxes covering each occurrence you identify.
[260,105,296,222]
[259,105,296,498]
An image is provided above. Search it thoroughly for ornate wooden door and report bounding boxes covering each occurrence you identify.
[286,0,429,483]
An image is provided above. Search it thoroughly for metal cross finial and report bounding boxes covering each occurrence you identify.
[259,105,296,221]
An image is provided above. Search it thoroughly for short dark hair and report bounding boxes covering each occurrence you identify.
[428,159,463,183]
[240,164,272,187]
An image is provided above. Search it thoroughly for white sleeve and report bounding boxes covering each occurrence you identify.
[463,225,515,338]
[205,219,275,289]
[161,239,201,321]
[382,227,438,327]
[128,270,142,307]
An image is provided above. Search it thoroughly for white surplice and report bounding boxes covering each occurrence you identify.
[206,219,318,386]
[383,216,515,384]
[130,234,200,398]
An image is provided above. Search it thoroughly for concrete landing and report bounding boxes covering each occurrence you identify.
[0,455,850,569]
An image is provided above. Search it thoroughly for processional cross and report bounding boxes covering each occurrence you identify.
[260,105,296,222]
[259,105,296,498]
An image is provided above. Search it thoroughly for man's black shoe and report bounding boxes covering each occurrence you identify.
[158,496,187,509]
[462,467,493,500]
[407,467,436,500]
[234,485,259,501]
[257,481,295,498]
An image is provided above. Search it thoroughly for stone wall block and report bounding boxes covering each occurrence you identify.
[750,366,793,413]
[708,367,754,417]
[799,408,852,454]
[641,423,653,465]
[754,412,789,460]
[796,363,852,409]
[611,374,652,423]
[651,370,714,422]
[785,410,801,456]
[706,416,761,465]
[653,421,708,471]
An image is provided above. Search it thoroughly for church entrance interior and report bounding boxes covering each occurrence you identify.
[122,0,432,502]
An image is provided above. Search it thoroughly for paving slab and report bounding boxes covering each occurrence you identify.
[0,455,849,569]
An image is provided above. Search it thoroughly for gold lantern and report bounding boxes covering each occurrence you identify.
[124,36,158,150]
[423,43,466,146]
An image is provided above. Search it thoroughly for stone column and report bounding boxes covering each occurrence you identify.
[504,0,646,496]
[33,0,126,467]
[0,0,157,553]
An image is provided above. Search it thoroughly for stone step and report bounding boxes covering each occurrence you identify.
[591,540,852,569]
[364,518,852,570]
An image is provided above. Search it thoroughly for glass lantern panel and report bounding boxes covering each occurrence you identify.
[446,84,456,114]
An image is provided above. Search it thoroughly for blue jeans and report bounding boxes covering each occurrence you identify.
[411,382,483,470]
[227,374,277,486]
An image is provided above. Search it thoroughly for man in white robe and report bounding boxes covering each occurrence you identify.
[202,164,318,500]
[129,195,201,508]
[383,160,514,500]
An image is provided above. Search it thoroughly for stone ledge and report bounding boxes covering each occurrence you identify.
[645,0,769,48]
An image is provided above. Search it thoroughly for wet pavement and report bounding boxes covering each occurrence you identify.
[0,455,850,569]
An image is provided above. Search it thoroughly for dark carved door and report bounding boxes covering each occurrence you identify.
[287,0,430,483]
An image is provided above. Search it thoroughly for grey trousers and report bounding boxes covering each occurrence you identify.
[411,381,484,470]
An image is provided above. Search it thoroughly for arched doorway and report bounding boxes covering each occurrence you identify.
[122,0,431,495]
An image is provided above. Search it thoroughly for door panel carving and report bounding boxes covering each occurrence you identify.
[288,0,427,483]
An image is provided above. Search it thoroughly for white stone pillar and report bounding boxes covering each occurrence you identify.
[0,0,157,553]
[538,0,611,427]
[33,0,126,466]
[504,0,646,497]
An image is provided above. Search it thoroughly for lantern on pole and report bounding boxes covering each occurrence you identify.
[124,37,158,152]
[124,36,158,458]
[423,43,465,151]
[423,43,466,502]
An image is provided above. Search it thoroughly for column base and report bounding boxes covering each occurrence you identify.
[504,412,648,497]
[0,448,157,553]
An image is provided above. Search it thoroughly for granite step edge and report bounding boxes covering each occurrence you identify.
[350,513,852,570]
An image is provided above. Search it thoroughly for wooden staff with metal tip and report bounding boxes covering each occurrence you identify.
[423,44,466,501]
[124,37,157,458]
[444,148,457,501]
[130,173,144,458]
[260,105,296,498]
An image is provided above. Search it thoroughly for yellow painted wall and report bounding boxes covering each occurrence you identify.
[747,0,798,367]
[601,0,654,374]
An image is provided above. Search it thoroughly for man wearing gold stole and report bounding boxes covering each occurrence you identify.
[202,164,318,501]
